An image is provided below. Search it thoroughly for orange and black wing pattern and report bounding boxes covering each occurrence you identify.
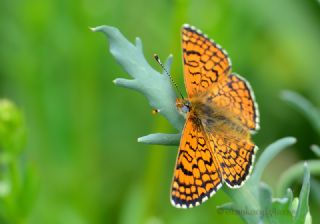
[207,73,260,132]
[182,24,231,98]
[208,133,257,188]
[171,24,260,208]
[171,116,222,208]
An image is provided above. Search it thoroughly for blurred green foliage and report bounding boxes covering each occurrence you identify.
[0,0,319,223]
[0,100,37,224]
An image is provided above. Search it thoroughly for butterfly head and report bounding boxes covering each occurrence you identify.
[176,98,191,118]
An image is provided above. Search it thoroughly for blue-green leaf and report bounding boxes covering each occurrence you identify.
[138,133,181,145]
[260,184,293,224]
[91,26,184,132]
[294,163,311,224]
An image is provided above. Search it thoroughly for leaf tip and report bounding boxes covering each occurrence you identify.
[135,37,143,50]
[303,162,310,179]
[286,136,297,144]
[89,26,98,32]
[113,78,139,90]
[310,144,320,157]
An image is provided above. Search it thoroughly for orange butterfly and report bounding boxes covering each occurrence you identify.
[171,24,260,208]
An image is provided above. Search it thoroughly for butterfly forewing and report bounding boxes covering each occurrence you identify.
[182,25,232,98]
[171,116,222,208]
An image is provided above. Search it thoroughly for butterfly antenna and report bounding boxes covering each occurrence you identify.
[153,54,184,99]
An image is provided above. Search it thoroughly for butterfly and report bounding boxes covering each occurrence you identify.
[171,24,260,208]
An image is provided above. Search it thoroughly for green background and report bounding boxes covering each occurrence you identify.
[0,0,319,223]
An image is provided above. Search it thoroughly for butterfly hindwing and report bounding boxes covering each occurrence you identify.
[209,133,257,188]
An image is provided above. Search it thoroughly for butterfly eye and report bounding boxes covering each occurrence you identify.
[181,105,190,113]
